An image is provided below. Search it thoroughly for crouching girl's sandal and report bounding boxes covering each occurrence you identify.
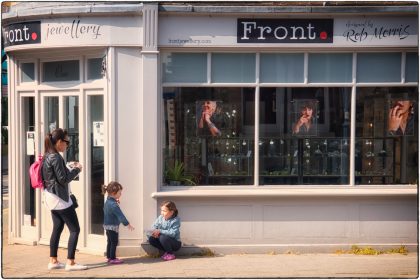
[163,253,176,261]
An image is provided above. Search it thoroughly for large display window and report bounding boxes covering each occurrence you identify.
[355,87,418,184]
[259,87,351,185]
[161,52,418,187]
[162,87,255,186]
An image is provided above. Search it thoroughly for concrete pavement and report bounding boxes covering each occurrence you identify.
[2,239,418,278]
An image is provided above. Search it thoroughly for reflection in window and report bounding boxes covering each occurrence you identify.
[162,53,207,83]
[87,58,103,80]
[260,53,304,83]
[21,63,35,83]
[65,96,79,162]
[405,53,419,83]
[42,60,80,82]
[89,95,104,234]
[44,97,59,134]
[357,53,401,83]
[308,53,352,83]
[356,87,418,184]
[259,87,351,185]
[23,97,36,226]
[211,54,256,83]
[162,87,255,186]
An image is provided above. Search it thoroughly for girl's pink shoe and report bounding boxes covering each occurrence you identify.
[109,258,124,264]
[161,252,168,260]
[163,253,176,261]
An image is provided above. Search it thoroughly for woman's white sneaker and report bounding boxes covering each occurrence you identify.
[65,263,88,271]
[47,262,65,270]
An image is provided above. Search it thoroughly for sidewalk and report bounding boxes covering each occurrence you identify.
[2,240,418,278]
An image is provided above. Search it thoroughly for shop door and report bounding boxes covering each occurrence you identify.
[39,91,106,249]
[40,93,83,245]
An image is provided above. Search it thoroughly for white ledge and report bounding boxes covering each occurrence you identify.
[152,187,417,198]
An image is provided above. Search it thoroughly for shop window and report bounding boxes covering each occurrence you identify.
[44,97,59,134]
[64,96,79,163]
[405,52,418,83]
[308,53,352,83]
[20,62,35,83]
[162,53,207,83]
[87,58,103,80]
[22,97,35,226]
[88,95,104,234]
[357,53,401,83]
[355,87,418,185]
[259,87,351,185]
[211,53,255,83]
[162,87,255,186]
[260,53,304,83]
[42,60,80,82]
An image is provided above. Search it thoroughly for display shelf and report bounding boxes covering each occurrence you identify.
[260,137,350,184]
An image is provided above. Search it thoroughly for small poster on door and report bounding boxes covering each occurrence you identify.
[26,131,35,155]
[93,121,104,147]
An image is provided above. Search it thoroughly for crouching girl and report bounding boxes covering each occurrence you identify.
[147,201,181,261]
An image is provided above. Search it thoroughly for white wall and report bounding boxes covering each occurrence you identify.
[114,47,142,244]
[157,196,417,253]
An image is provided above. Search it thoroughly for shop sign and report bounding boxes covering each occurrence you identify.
[40,17,142,47]
[160,16,416,47]
[2,21,41,47]
[45,19,102,41]
[335,17,418,46]
[237,19,333,43]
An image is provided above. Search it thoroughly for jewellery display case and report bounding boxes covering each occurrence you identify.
[179,137,254,185]
[355,137,395,184]
[259,137,350,184]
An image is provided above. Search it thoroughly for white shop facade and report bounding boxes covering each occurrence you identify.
[3,2,418,255]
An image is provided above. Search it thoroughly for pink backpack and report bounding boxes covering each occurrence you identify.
[29,154,44,189]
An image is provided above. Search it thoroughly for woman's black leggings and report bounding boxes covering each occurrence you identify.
[106,230,119,260]
[148,234,181,254]
[50,206,80,259]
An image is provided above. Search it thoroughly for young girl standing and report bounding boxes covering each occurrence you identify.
[147,201,181,261]
[102,181,134,264]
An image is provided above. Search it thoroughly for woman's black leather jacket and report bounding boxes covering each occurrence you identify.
[42,152,80,202]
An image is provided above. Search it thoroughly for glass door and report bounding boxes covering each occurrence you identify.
[40,93,82,244]
[21,96,36,231]
[87,94,104,235]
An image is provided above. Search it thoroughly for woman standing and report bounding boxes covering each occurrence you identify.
[42,128,87,271]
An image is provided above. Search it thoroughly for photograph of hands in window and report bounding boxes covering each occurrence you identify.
[197,100,222,137]
[388,99,415,136]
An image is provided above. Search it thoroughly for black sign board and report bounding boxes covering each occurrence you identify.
[2,21,41,47]
[237,19,333,43]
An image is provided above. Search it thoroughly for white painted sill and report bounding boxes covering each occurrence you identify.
[152,186,418,198]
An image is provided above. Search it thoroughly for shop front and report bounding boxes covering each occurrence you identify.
[3,2,418,255]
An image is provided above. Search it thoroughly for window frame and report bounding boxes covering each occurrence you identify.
[40,56,82,84]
